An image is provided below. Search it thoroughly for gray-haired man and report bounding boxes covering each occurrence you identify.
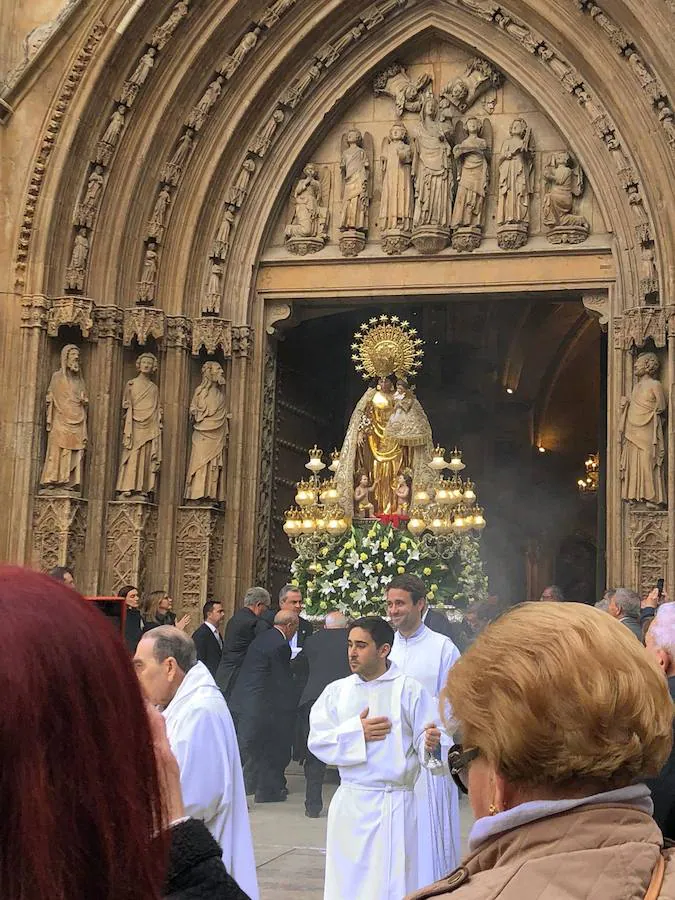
[608,587,643,642]
[215,586,271,699]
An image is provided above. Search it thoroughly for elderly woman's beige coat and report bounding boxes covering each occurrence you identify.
[406,804,675,899]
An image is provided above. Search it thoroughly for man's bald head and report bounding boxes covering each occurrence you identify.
[134,626,197,709]
[325,611,348,629]
[274,610,299,639]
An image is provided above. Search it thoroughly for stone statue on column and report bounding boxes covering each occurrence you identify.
[411,95,454,253]
[379,123,414,255]
[620,351,667,507]
[451,116,491,251]
[543,151,590,244]
[185,362,230,503]
[116,353,163,498]
[339,129,371,257]
[284,163,330,254]
[497,117,534,250]
[40,344,88,494]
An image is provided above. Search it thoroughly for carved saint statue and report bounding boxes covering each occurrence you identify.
[373,63,432,116]
[380,123,414,253]
[138,243,158,304]
[151,0,189,50]
[75,166,105,228]
[620,352,667,507]
[451,117,490,250]
[281,64,321,108]
[497,118,534,249]
[285,163,329,252]
[412,96,454,232]
[161,130,194,186]
[228,158,256,208]
[40,344,88,493]
[542,151,590,243]
[185,362,230,503]
[186,77,223,130]
[340,129,370,233]
[95,106,126,165]
[219,30,258,79]
[147,187,171,241]
[353,473,375,519]
[251,109,284,157]
[203,261,223,315]
[121,48,156,104]
[212,207,235,257]
[116,353,163,498]
[258,0,296,27]
[65,229,89,290]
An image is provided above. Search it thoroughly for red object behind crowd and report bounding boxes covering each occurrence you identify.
[0,566,168,900]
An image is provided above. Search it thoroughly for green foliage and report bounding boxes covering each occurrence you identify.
[290,520,488,617]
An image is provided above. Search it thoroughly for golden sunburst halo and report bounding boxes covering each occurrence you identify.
[351,315,424,380]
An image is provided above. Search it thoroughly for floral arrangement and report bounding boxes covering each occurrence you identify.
[290,520,488,618]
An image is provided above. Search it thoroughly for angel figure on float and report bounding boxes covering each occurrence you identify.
[393,471,412,515]
[353,473,376,519]
[334,317,434,518]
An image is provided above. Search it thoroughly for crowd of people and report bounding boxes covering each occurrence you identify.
[10,565,675,899]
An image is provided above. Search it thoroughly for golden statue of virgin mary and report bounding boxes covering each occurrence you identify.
[335,316,435,518]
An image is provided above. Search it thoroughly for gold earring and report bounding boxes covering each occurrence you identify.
[489,803,499,816]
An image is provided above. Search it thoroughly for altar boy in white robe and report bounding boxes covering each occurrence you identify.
[387,574,462,882]
[308,616,448,900]
[134,626,259,900]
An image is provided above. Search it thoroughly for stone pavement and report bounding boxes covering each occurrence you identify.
[250,763,475,899]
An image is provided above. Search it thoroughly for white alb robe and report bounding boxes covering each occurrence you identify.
[390,624,461,882]
[163,661,259,900]
[308,662,444,900]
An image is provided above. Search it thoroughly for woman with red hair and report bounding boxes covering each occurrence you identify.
[0,566,249,900]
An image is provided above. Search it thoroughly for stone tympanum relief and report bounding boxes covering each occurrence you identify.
[542,152,590,244]
[496,118,535,249]
[339,129,372,257]
[380,123,415,255]
[451,116,492,251]
[620,352,667,508]
[268,40,602,259]
[116,353,163,499]
[285,163,330,255]
[40,345,88,494]
[185,362,230,503]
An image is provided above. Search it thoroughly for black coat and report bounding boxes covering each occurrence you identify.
[299,628,351,707]
[215,607,268,698]
[646,675,675,839]
[229,627,296,737]
[165,818,249,899]
[262,609,313,646]
[424,607,469,652]
[124,607,144,654]
[192,622,223,679]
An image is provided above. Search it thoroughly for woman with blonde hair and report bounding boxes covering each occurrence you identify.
[408,602,675,899]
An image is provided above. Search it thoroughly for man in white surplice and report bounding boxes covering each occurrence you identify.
[308,616,448,900]
[387,574,461,883]
[134,626,259,900]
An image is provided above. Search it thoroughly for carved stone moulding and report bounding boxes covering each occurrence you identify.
[546,224,590,245]
[232,325,254,358]
[192,318,232,357]
[31,494,87,575]
[339,229,367,258]
[381,229,411,256]
[497,224,528,250]
[104,499,157,593]
[619,306,667,350]
[451,226,483,253]
[47,297,95,338]
[123,307,165,346]
[629,508,668,602]
[175,505,225,615]
[20,294,51,330]
[285,236,325,256]
[411,227,450,255]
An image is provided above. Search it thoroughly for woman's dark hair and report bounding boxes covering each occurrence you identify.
[117,583,138,599]
[0,566,167,899]
[349,615,394,649]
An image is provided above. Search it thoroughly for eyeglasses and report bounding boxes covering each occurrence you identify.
[447,743,479,795]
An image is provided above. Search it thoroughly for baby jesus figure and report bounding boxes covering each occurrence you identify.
[393,472,411,515]
[354,473,375,518]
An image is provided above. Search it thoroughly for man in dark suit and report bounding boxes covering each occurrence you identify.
[299,611,351,817]
[229,610,299,802]
[191,600,225,678]
[214,586,271,699]
[421,598,469,651]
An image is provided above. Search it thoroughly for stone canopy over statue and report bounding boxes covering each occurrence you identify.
[335,317,434,517]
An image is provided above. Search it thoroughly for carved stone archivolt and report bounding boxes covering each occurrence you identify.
[105,499,158,593]
[31,495,87,575]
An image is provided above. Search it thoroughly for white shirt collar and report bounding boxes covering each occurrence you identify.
[205,620,220,639]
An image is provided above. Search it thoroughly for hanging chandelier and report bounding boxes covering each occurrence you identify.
[577,453,599,494]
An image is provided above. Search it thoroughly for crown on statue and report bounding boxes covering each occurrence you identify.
[350,314,424,380]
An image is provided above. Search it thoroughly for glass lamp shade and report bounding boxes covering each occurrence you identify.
[428,455,448,471]
[463,480,476,506]
[305,446,326,474]
[413,489,432,506]
[448,448,466,473]
[295,483,316,507]
[472,507,486,530]
[314,514,327,533]
[336,518,349,535]
[452,510,465,531]
[283,518,297,536]
[408,516,426,536]
[328,449,340,472]
[319,485,339,504]
[429,515,445,535]
[435,482,452,503]
[326,517,343,535]
[301,516,316,534]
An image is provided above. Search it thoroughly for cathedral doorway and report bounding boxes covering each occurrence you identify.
[266,296,603,606]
